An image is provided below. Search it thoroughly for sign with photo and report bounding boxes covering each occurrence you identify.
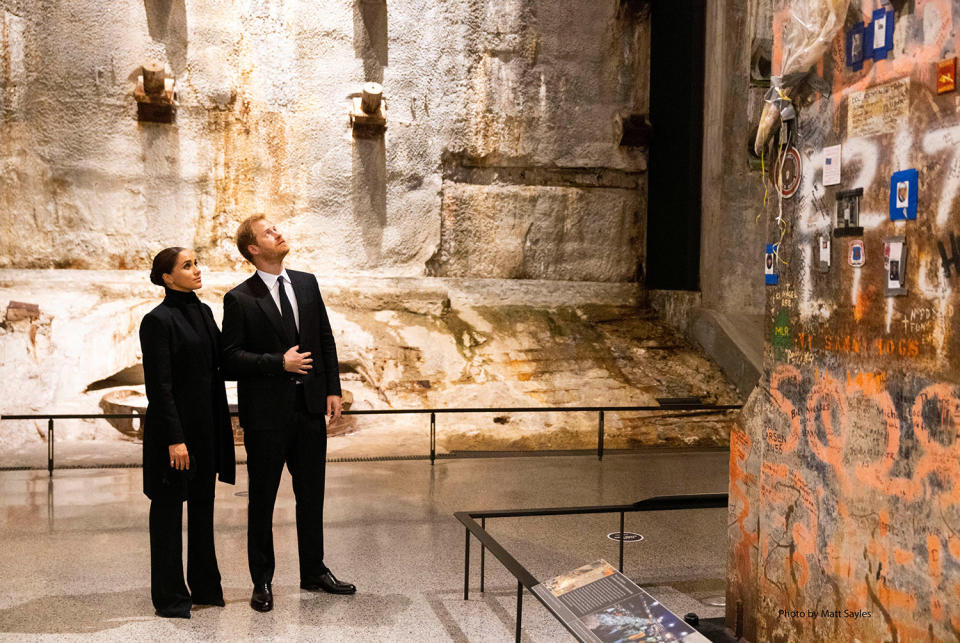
[889,168,918,221]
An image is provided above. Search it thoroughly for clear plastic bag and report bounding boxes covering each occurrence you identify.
[754,0,850,155]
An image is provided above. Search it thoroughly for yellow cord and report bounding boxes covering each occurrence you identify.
[757,145,768,222]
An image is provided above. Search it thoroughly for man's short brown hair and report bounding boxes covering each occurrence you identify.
[236,214,266,263]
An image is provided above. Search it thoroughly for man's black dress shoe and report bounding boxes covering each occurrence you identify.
[301,570,357,594]
[250,583,273,612]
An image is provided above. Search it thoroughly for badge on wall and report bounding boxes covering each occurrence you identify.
[765,244,778,285]
[849,240,865,267]
[938,58,957,94]
[889,169,918,221]
[778,146,802,199]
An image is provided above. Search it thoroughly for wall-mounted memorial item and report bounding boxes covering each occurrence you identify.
[822,144,841,186]
[870,7,894,61]
[938,57,957,94]
[849,239,865,267]
[846,22,866,71]
[835,187,864,237]
[889,168,918,221]
[818,234,831,273]
[778,145,802,198]
[765,244,778,285]
[883,236,907,296]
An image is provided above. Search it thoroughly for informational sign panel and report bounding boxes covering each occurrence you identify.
[531,560,708,642]
[847,78,909,138]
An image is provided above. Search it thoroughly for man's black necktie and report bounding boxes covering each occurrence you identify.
[277,276,299,345]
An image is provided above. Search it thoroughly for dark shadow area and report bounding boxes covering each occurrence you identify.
[143,0,188,74]
[646,1,706,290]
[86,364,145,392]
[353,0,388,83]
[351,136,387,265]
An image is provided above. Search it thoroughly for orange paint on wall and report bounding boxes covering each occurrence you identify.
[928,534,943,582]
[893,548,914,566]
[876,581,918,611]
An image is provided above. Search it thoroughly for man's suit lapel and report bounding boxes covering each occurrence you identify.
[249,273,292,346]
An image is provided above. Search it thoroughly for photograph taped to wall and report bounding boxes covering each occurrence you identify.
[884,236,907,295]
[765,244,777,285]
[896,181,909,208]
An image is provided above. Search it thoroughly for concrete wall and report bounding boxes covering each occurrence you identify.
[700,0,768,316]
[0,0,647,281]
[727,1,960,639]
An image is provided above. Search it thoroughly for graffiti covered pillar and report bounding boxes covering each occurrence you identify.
[727,0,960,639]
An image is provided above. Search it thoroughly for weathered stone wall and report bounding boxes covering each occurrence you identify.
[700,0,768,317]
[0,270,740,457]
[0,0,647,281]
[727,1,960,639]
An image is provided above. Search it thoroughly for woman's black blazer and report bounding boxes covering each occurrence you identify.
[140,296,236,501]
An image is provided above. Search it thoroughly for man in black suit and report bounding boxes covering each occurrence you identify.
[222,215,356,612]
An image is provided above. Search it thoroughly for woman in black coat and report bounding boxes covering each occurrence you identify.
[140,247,236,618]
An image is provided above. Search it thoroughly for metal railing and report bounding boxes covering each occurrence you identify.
[454,493,729,641]
[1,403,741,476]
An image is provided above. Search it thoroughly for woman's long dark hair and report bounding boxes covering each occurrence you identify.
[149,247,186,287]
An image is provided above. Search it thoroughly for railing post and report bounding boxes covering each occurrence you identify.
[430,412,436,465]
[47,418,54,477]
[480,517,486,593]
[463,526,470,600]
[618,511,625,572]
[515,580,523,642]
[597,410,605,460]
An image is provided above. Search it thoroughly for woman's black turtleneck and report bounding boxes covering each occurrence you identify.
[163,288,216,370]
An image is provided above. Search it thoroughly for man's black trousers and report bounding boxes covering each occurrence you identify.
[243,394,328,586]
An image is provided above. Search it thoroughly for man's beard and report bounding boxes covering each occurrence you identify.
[261,245,290,262]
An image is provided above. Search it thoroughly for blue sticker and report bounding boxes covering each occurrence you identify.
[890,169,918,221]
[870,8,894,61]
[765,244,778,285]
[846,22,866,71]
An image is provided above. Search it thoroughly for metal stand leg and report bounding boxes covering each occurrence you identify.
[619,511,625,572]
[47,419,54,477]
[464,527,470,600]
[515,580,523,642]
[597,411,605,460]
[430,412,436,465]
[480,517,486,593]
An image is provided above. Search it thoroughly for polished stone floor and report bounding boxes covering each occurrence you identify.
[0,451,728,641]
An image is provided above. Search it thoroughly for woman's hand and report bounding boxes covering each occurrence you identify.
[168,443,190,470]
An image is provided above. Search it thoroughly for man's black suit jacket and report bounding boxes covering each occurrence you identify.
[221,270,341,431]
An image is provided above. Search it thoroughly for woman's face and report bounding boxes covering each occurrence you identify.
[163,249,202,292]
